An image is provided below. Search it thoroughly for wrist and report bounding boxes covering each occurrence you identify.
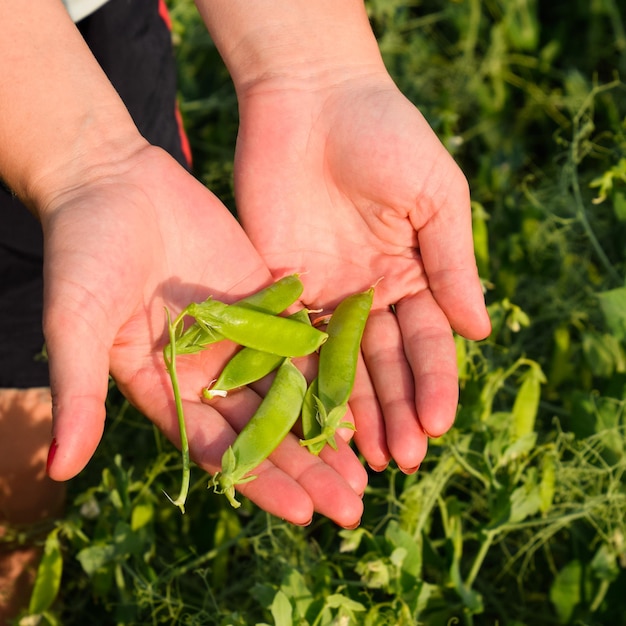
[0,0,147,216]
[26,118,148,219]
[196,0,387,97]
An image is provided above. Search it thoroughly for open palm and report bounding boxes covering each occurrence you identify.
[40,146,365,526]
[234,77,491,472]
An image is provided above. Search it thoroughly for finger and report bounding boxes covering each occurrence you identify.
[350,350,390,471]
[318,436,368,496]
[202,387,364,527]
[43,300,111,481]
[175,387,313,525]
[396,290,459,438]
[361,307,428,472]
[412,165,491,341]
[266,433,365,528]
[251,355,363,488]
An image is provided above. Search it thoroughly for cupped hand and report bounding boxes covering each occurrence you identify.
[233,74,492,473]
[40,145,365,526]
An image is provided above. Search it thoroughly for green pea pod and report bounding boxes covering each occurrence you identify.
[300,377,320,443]
[302,393,351,454]
[203,350,286,399]
[210,359,307,508]
[318,288,374,407]
[173,274,304,355]
[203,310,313,399]
[235,273,304,312]
[188,301,327,357]
[512,364,545,440]
[300,288,373,454]
[173,322,223,356]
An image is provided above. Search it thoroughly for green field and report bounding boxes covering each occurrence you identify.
[19,1,626,624]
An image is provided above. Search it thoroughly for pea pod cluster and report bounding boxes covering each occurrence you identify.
[163,274,374,512]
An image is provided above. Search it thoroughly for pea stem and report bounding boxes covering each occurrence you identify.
[163,308,190,514]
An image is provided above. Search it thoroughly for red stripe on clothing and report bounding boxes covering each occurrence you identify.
[175,103,193,168]
[158,0,172,30]
[158,0,193,168]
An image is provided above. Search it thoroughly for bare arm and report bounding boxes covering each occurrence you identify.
[0,1,367,526]
[194,0,491,470]
[0,0,145,210]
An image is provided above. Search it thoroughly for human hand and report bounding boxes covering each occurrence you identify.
[40,146,366,526]
[233,75,491,473]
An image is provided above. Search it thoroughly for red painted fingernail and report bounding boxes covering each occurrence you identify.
[46,438,58,474]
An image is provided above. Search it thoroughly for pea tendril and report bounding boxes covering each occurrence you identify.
[162,308,190,514]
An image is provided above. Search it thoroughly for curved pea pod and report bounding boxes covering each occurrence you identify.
[512,363,546,440]
[471,201,490,280]
[318,288,374,407]
[300,288,373,454]
[235,273,304,313]
[203,350,286,400]
[173,274,304,355]
[209,359,307,508]
[300,377,320,441]
[203,309,313,400]
[187,300,327,357]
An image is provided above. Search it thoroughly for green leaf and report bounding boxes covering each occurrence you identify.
[28,529,63,615]
[581,331,622,377]
[613,190,626,221]
[590,543,620,583]
[495,432,537,469]
[270,590,293,626]
[211,507,242,588]
[76,522,144,576]
[338,527,367,553]
[512,364,545,439]
[549,560,583,623]
[325,593,366,612]
[509,476,542,523]
[279,568,313,621]
[597,288,626,342]
[356,556,391,589]
[77,544,116,576]
[130,501,154,531]
[385,520,422,583]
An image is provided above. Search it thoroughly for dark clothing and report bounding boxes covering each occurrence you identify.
[0,0,190,387]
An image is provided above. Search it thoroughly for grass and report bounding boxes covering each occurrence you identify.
[12,1,626,624]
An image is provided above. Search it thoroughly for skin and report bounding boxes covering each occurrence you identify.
[213,358,308,508]
[318,289,374,409]
[0,1,365,527]
[186,301,327,356]
[197,0,492,471]
[0,0,491,530]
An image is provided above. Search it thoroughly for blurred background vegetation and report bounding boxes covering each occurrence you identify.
[16,1,626,624]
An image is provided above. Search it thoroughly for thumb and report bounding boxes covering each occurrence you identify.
[43,298,111,481]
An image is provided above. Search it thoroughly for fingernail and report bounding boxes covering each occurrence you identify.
[343,519,361,530]
[296,518,313,527]
[399,464,420,475]
[46,438,58,474]
[368,463,388,472]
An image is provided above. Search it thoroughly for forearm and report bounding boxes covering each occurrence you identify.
[0,0,144,213]
[194,0,387,95]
